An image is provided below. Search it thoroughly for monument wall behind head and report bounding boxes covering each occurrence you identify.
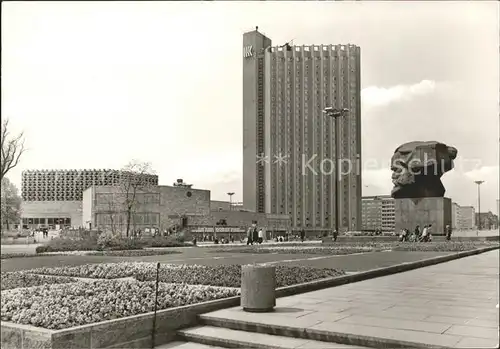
[395,197,452,235]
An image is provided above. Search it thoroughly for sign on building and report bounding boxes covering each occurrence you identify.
[191,227,245,233]
[243,45,253,58]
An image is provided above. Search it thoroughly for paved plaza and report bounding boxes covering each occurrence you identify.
[0,247,454,273]
[193,250,499,348]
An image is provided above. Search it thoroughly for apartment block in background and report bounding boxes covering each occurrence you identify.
[459,206,475,230]
[361,195,395,231]
[451,202,461,230]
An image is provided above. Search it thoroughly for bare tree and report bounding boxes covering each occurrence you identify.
[103,193,120,235]
[1,177,22,232]
[1,119,26,181]
[116,160,156,237]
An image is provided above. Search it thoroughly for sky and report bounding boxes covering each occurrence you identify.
[2,1,499,213]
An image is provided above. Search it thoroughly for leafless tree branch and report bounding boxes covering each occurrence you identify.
[115,160,156,237]
[1,119,26,181]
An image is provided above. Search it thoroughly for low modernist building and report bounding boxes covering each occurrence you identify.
[475,212,499,230]
[20,169,158,230]
[83,185,210,234]
[20,168,290,235]
[361,195,395,231]
[83,187,290,237]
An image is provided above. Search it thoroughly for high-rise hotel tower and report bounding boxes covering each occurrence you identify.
[242,28,361,232]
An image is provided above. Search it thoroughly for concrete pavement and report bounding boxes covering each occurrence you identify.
[199,249,499,348]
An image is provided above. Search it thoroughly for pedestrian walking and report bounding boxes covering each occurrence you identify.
[427,224,433,242]
[420,225,428,242]
[253,226,259,244]
[399,229,408,242]
[414,225,420,241]
[258,229,263,244]
[300,228,305,242]
[332,229,338,242]
[445,225,452,241]
[246,226,254,245]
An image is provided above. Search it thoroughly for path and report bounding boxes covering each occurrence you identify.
[0,249,452,273]
[195,249,499,348]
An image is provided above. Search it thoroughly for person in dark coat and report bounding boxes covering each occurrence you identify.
[332,229,338,242]
[246,226,253,245]
[445,225,452,241]
[300,229,305,242]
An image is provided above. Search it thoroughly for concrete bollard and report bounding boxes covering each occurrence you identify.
[241,264,276,312]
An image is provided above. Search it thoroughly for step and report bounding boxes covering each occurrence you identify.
[178,326,367,349]
[199,311,444,349]
[156,341,226,349]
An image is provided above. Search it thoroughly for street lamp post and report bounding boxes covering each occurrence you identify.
[227,192,235,211]
[322,107,349,235]
[474,181,484,231]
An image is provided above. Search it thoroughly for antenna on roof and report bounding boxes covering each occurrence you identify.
[281,38,294,51]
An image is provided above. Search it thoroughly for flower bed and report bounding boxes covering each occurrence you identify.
[210,241,499,254]
[1,272,77,291]
[136,264,345,288]
[1,253,38,259]
[391,241,499,252]
[85,249,182,257]
[1,249,182,259]
[1,279,239,329]
[29,262,156,279]
[28,262,345,288]
[210,245,377,255]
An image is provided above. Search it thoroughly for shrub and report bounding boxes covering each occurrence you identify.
[35,233,145,253]
[145,236,192,248]
[35,237,98,253]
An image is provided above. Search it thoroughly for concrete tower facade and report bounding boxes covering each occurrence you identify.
[243,29,362,233]
[242,29,272,214]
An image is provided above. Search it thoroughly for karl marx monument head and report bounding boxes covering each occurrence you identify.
[390,141,458,199]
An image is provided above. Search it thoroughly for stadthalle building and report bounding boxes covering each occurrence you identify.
[242,28,362,233]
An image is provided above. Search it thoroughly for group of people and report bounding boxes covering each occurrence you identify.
[399,224,433,242]
[246,224,264,245]
[399,224,453,242]
[29,227,49,239]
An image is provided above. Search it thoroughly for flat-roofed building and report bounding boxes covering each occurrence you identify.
[361,195,395,231]
[20,169,158,230]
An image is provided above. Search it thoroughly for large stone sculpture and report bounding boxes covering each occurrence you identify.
[390,141,458,199]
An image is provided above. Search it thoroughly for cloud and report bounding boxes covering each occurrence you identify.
[463,165,499,182]
[362,80,437,108]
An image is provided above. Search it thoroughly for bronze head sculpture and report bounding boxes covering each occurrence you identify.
[390,141,458,199]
